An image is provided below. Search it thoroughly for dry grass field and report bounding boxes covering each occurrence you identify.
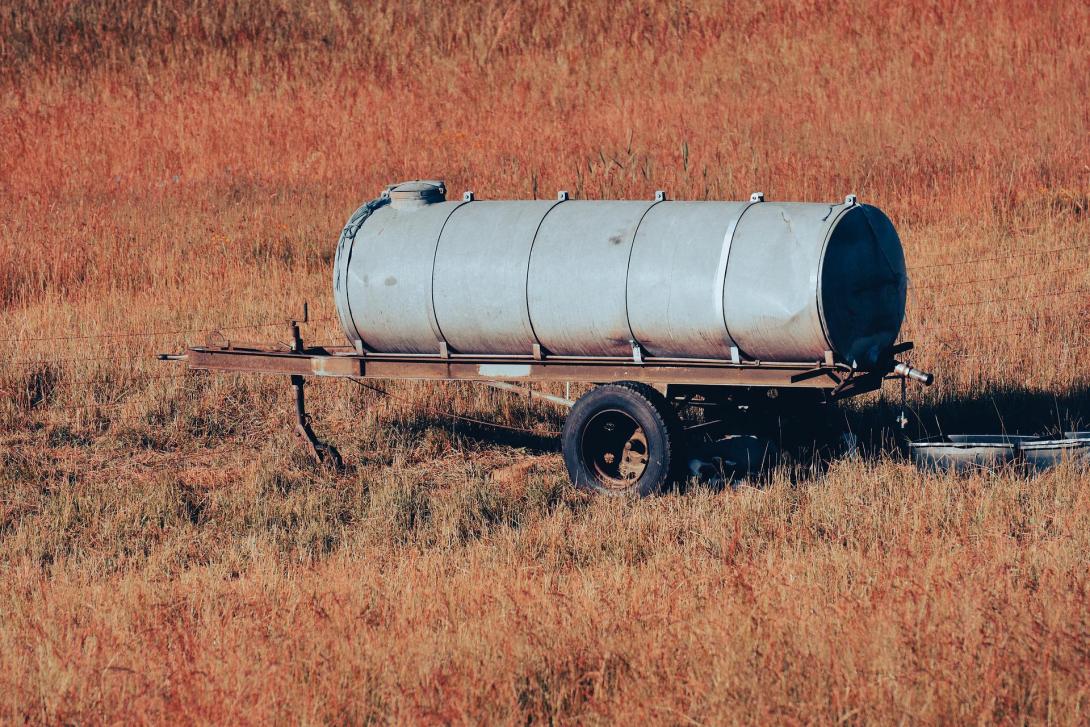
[2,1,1090,723]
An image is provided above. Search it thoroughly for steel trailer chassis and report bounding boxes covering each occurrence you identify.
[160,316,931,492]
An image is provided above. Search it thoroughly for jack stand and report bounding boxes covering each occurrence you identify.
[291,374,344,470]
[287,307,344,470]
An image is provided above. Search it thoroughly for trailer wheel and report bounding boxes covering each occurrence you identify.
[562,382,684,497]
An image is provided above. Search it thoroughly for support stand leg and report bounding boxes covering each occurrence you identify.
[291,374,344,470]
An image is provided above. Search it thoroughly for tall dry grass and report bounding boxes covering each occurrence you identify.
[2,0,1090,723]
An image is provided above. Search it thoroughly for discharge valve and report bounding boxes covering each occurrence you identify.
[893,361,935,386]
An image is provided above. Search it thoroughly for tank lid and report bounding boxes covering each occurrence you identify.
[386,180,446,206]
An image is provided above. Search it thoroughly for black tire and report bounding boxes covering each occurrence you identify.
[561,382,685,497]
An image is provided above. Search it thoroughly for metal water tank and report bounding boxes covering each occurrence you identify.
[333,181,907,367]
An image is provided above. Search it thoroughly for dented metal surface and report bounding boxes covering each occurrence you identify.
[333,182,907,366]
[724,200,907,367]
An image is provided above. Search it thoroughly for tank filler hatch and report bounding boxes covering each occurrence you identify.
[386,180,447,209]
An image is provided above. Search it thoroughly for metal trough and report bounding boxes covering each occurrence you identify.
[1021,433,1090,472]
[945,434,1041,445]
[909,435,1036,474]
[911,433,1090,475]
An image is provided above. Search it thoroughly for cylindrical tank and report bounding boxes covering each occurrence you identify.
[333,181,907,367]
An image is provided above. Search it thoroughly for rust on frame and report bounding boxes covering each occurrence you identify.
[181,346,857,390]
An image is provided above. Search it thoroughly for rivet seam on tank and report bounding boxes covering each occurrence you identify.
[426,199,472,353]
[716,195,765,362]
[814,202,862,361]
[522,195,571,357]
[622,195,668,358]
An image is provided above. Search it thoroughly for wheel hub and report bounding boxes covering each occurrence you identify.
[581,409,649,490]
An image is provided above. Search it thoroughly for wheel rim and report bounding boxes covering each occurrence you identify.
[579,408,649,490]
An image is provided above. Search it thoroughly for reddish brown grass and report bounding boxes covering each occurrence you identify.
[2,1,1090,723]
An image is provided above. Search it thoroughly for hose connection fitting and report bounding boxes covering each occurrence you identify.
[893,361,934,386]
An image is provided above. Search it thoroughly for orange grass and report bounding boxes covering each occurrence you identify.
[2,1,1090,723]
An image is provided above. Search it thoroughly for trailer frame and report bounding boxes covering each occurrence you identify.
[159,316,928,475]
